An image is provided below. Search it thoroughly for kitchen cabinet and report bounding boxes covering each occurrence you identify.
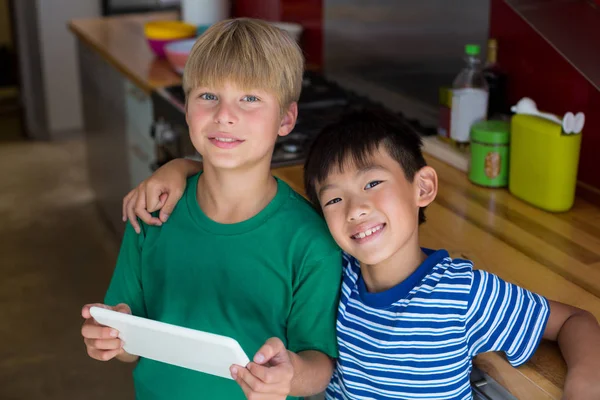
[78,41,130,236]
[125,80,155,193]
[71,11,181,236]
[78,43,157,237]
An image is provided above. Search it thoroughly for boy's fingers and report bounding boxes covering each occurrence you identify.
[233,372,253,398]
[159,189,183,222]
[232,366,267,393]
[81,303,111,319]
[247,362,290,385]
[254,337,285,365]
[247,362,272,383]
[84,337,122,350]
[134,192,152,225]
[81,323,118,340]
[88,347,123,362]
[126,193,141,234]
[100,348,123,361]
[122,190,135,222]
[145,184,166,213]
[155,193,168,220]
[113,303,132,315]
[134,189,162,227]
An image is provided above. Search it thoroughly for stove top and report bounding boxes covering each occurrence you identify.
[152,71,435,168]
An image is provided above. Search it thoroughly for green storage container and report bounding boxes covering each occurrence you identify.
[468,120,510,187]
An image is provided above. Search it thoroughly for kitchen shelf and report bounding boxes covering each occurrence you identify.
[504,0,600,91]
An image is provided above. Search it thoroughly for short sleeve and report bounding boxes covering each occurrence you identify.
[465,270,550,366]
[104,221,147,318]
[286,250,342,358]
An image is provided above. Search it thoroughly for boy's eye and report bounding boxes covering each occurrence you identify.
[324,198,341,206]
[199,93,217,101]
[242,95,259,102]
[364,180,382,190]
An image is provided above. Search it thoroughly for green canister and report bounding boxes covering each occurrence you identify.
[468,120,510,187]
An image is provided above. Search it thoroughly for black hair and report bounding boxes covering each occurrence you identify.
[303,108,428,224]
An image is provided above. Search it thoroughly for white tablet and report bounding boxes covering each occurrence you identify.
[89,307,250,379]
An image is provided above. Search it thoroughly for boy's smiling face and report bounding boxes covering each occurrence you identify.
[316,146,437,267]
[186,81,297,170]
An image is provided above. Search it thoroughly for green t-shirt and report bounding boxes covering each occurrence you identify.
[105,173,342,399]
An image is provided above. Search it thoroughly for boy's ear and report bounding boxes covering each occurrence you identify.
[278,102,298,137]
[415,166,438,207]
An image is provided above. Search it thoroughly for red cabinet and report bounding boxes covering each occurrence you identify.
[233,0,323,67]
[490,0,600,199]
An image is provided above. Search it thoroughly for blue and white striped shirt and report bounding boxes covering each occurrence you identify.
[326,249,550,400]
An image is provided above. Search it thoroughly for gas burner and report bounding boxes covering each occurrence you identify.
[282,142,303,154]
[152,70,433,168]
[286,132,309,142]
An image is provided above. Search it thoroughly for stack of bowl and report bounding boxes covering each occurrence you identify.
[164,39,197,75]
[144,21,197,58]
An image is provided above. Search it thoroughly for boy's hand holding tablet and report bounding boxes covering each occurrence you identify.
[231,337,294,399]
[81,303,137,363]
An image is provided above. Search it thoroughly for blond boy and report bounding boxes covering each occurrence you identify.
[81,19,341,400]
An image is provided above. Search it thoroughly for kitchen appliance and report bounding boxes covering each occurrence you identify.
[150,71,437,169]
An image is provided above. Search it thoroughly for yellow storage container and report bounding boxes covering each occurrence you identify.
[509,114,582,212]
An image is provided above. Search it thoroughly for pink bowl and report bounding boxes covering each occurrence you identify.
[147,37,192,58]
[164,39,197,74]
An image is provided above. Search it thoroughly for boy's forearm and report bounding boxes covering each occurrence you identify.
[116,351,139,363]
[172,158,202,177]
[288,350,334,397]
[557,310,600,369]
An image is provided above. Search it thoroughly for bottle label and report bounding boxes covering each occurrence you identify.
[485,151,501,179]
[450,88,489,142]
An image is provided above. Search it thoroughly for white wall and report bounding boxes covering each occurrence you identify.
[37,0,100,137]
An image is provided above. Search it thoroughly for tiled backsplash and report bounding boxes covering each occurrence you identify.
[490,0,600,198]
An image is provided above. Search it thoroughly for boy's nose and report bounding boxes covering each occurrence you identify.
[214,104,237,125]
[347,201,370,222]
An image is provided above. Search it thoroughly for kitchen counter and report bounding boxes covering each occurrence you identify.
[274,157,600,399]
[69,11,600,399]
[69,11,182,94]
[69,12,185,236]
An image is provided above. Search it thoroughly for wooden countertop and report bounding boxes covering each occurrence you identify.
[274,156,600,399]
[69,11,600,399]
[69,11,183,94]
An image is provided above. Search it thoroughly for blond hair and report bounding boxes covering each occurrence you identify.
[183,18,304,110]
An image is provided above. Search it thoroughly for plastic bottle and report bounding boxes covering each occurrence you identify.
[450,44,489,144]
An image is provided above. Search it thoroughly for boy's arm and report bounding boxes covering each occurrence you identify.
[123,158,202,233]
[288,349,334,395]
[543,300,600,399]
[232,249,342,398]
[83,222,148,365]
[232,338,333,398]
